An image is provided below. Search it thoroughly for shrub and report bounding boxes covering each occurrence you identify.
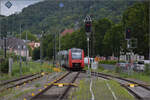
[0,58,9,73]
[99,60,117,65]
[144,64,150,75]
[115,66,121,73]
[98,65,104,71]
[32,47,40,60]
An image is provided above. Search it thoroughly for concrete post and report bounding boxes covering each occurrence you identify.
[9,58,13,76]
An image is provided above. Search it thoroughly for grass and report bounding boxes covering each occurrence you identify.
[69,79,91,100]
[34,83,41,88]
[13,88,35,99]
[69,78,135,100]
[0,88,14,97]
[0,61,54,81]
[108,80,135,100]
[0,88,35,100]
[92,79,114,100]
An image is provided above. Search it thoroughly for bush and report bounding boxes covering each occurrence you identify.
[99,60,117,65]
[98,65,104,71]
[144,64,150,75]
[115,66,121,73]
[0,58,9,73]
[32,47,40,60]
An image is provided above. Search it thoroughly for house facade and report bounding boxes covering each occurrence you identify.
[0,37,29,58]
[28,41,40,50]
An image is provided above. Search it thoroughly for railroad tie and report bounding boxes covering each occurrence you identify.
[52,83,78,87]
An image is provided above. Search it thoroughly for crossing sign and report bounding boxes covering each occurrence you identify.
[5,1,12,9]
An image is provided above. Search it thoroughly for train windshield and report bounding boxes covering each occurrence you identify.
[72,52,82,60]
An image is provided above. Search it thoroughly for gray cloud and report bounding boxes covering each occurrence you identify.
[0,0,43,16]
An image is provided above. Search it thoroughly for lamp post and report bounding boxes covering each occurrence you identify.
[53,32,56,67]
[25,31,28,66]
[40,31,44,65]
[84,15,92,76]
[58,2,64,68]
[59,2,64,54]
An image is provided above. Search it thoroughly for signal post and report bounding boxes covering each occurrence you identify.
[84,15,92,76]
[125,28,137,75]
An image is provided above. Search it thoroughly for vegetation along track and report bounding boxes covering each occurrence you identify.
[90,71,150,100]
[0,72,45,93]
[25,71,80,100]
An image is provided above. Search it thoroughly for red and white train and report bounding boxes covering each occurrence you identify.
[57,48,84,70]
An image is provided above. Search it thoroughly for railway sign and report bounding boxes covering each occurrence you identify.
[5,1,12,9]
[91,62,98,70]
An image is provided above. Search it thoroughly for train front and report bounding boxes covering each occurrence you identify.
[68,48,84,69]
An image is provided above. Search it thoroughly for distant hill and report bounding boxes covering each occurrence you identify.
[0,0,135,35]
[0,15,5,19]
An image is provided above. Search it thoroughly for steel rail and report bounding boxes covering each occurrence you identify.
[0,73,38,86]
[0,73,43,93]
[90,71,150,100]
[121,84,142,99]
[91,71,150,91]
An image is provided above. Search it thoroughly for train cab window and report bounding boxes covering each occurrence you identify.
[72,52,82,60]
[138,61,144,64]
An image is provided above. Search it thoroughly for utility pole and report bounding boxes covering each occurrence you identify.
[59,30,60,54]
[19,23,22,75]
[54,33,56,67]
[58,2,64,68]
[84,15,92,76]
[58,30,61,68]
[148,0,150,71]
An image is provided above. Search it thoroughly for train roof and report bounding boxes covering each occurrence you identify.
[70,48,82,51]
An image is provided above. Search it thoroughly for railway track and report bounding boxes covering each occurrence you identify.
[0,73,38,86]
[24,71,80,100]
[0,72,45,93]
[90,71,150,100]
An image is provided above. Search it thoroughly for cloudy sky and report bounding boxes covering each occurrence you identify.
[0,0,43,16]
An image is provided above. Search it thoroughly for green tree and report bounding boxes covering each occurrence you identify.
[42,33,54,59]
[93,18,112,56]
[60,28,87,55]
[16,30,38,41]
[32,47,40,60]
[0,0,133,36]
[103,24,124,59]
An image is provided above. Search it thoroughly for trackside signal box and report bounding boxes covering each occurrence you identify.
[85,21,91,33]
[126,28,131,39]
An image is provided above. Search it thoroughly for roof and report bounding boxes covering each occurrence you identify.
[61,29,74,36]
[0,37,26,50]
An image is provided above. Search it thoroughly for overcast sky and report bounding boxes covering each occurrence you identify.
[0,0,43,16]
